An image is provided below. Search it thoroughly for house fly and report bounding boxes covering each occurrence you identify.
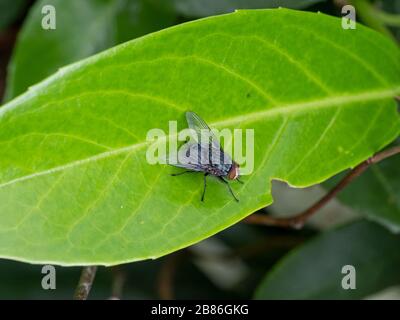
[169,111,242,202]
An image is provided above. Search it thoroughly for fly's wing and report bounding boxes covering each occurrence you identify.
[186,111,219,147]
[186,111,232,166]
[167,142,206,172]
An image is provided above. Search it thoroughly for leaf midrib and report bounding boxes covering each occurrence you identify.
[0,86,399,189]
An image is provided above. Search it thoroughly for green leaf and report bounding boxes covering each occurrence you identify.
[172,0,324,17]
[255,220,400,299]
[0,9,399,265]
[4,0,175,101]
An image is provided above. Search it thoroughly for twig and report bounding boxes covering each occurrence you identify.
[109,266,126,300]
[243,146,400,229]
[158,251,186,300]
[73,266,98,300]
[333,0,349,8]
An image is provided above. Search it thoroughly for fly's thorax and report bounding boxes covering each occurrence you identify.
[227,162,240,180]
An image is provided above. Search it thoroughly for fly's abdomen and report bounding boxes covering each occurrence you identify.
[205,164,230,176]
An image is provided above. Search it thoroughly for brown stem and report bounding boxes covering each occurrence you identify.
[109,266,126,300]
[333,0,350,8]
[73,266,98,300]
[157,251,186,300]
[243,146,400,229]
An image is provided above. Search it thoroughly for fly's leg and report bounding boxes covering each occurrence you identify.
[236,178,244,184]
[171,170,196,176]
[219,177,239,202]
[201,173,209,202]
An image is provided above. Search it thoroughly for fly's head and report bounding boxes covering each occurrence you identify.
[227,162,240,180]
